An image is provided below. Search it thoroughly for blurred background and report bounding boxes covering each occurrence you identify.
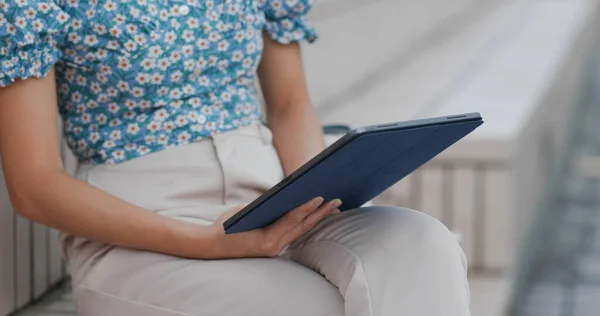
[1,0,600,315]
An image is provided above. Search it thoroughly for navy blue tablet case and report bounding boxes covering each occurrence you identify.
[224,114,483,234]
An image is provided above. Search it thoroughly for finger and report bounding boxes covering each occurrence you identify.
[263,197,324,237]
[279,199,342,247]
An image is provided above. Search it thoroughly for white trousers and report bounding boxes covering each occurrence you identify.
[62,123,471,316]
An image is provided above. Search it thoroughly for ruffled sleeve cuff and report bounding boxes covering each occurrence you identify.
[260,0,318,45]
[0,1,70,87]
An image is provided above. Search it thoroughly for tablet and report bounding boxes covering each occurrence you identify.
[224,112,484,234]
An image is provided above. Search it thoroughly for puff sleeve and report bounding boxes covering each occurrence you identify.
[0,0,70,87]
[259,0,317,45]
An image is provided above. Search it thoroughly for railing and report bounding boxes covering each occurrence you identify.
[373,158,511,274]
[0,125,76,316]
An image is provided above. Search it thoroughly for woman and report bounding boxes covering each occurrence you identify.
[0,0,470,315]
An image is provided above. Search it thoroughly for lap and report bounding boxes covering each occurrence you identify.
[74,247,344,316]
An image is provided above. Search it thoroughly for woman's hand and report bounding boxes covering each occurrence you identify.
[209,197,341,258]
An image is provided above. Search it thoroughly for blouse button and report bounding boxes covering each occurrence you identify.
[178,5,190,15]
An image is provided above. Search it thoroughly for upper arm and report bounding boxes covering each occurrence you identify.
[0,69,64,188]
[0,0,68,180]
[257,36,311,114]
[257,0,318,114]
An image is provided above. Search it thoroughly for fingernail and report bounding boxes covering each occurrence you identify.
[312,197,324,207]
[330,208,341,214]
[329,199,342,208]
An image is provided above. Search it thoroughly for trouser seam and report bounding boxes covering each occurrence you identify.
[209,137,227,205]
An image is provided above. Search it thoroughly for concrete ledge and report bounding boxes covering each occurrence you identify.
[305,0,600,275]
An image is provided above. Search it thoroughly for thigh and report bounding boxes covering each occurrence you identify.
[284,206,470,316]
[74,247,344,316]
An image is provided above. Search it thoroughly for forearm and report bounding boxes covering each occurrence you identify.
[11,168,216,259]
[269,102,325,175]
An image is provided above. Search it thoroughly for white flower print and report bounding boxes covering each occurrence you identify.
[139,100,151,109]
[109,26,122,37]
[170,19,180,30]
[217,40,230,51]
[208,31,222,42]
[148,45,163,57]
[159,9,169,21]
[175,115,188,127]
[132,87,144,97]
[117,57,131,71]
[96,49,108,60]
[217,60,229,71]
[144,135,155,145]
[1,0,317,163]
[124,111,135,120]
[157,134,169,145]
[76,75,87,86]
[169,88,182,98]
[151,73,164,84]
[187,17,199,29]
[107,40,120,50]
[183,84,195,94]
[177,131,191,143]
[157,58,170,71]
[94,24,107,35]
[135,73,150,85]
[198,76,210,87]
[87,100,99,109]
[90,82,101,94]
[183,59,195,71]
[97,94,109,103]
[157,87,169,96]
[85,8,95,19]
[170,71,183,83]
[125,99,137,110]
[137,146,151,155]
[169,51,182,62]
[117,81,130,91]
[81,113,91,123]
[24,7,36,19]
[89,132,101,143]
[124,40,138,52]
[108,103,120,114]
[154,109,168,121]
[96,73,108,84]
[37,2,50,13]
[182,30,194,43]
[181,45,194,57]
[127,123,140,135]
[164,121,175,132]
[112,150,125,160]
[103,140,116,149]
[134,34,146,46]
[189,97,202,108]
[15,17,27,29]
[164,31,177,45]
[110,118,121,128]
[196,38,209,50]
[104,1,117,11]
[232,50,243,62]
[70,19,82,29]
[147,121,162,133]
[96,114,108,125]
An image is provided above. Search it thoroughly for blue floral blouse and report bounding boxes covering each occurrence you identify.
[0,0,317,164]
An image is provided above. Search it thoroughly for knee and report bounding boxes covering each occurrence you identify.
[359,206,466,267]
